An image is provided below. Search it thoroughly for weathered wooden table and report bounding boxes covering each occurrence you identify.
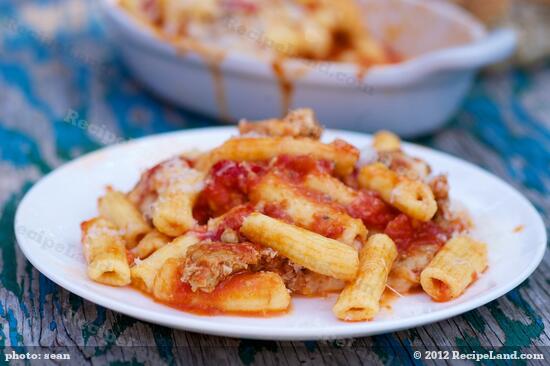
[0,1,548,364]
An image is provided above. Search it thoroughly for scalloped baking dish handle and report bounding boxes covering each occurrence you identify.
[366,29,518,87]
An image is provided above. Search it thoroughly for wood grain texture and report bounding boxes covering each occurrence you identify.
[0,1,548,365]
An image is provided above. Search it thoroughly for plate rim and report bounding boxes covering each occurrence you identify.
[14,127,547,340]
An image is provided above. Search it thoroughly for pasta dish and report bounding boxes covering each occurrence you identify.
[81,109,487,321]
[118,0,398,67]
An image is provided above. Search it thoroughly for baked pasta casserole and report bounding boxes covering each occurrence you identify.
[81,109,487,321]
[118,0,398,66]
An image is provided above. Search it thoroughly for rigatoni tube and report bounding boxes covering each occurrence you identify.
[420,236,487,301]
[131,232,200,293]
[81,217,131,286]
[98,188,151,248]
[333,234,397,321]
[358,163,437,222]
[240,213,359,281]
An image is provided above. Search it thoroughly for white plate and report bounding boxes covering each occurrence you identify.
[15,128,546,340]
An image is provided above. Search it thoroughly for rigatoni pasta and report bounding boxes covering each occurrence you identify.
[250,173,367,245]
[372,131,401,152]
[132,230,172,259]
[154,261,291,313]
[81,218,131,286]
[387,243,441,294]
[420,236,488,301]
[358,163,437,222]
[195,137,359,177]
[303,173,357,205]
[240,213,359,281]
[152,168,204,236]
[80,108,486,320]
[333,234,397,321]
[98,187,151,248]
[131,232,200,293]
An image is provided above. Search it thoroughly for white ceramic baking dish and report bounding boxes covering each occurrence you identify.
[98,0,517,137]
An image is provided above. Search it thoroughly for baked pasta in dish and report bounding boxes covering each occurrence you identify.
[118,0,398,67]
[81,108,487,321]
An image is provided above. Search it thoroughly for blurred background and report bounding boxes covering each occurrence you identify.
[0,1,548,155]
[0,0,549,363]
[1,0,549,158]
[452,0,550,63]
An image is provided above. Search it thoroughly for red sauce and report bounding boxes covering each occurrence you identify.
[262,202,293,223]
[291,291,341,300]
[432,279,453,302]
[347,190,397,231]
[142,0,157,14]
[312,212,345,239]
[166,271,288,317]
[259,196,345,239]
[189,225,210,240]
[192,197,212,224]
[222,0,258,14]
[129,160,163,206]
[221,205,255,230]
[384,214,449,252]
[380,288,400,311]
[126,250,135,265]
[513,225,524,233]
[215,205,254,240]
[196,156,449,254]
[272,59,294,117]
[332,139,360,159]
[341,168,360,190]
[199,155,333,217]
[207,57,230,122]
[298,186,336,207]
[133,156,195,208]
[199,160,266,216]
[272,155,334,183]
[198,204,255,241]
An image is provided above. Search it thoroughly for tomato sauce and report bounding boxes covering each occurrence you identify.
[347,190,398,231]
[198,155,334,218]
[272,155,334,183]
[198,160,266,216]
[132,156,196,208]
[384,214,449,253]
[223,0,258,14]
[220,205,255,230]
[166,271,289,317]
[195,155,449,254]
[311,212,345,239]
[126,250,135,265]
[262,202,293,223]
[192,197,212,225]
[299,185,338,207]
[197,204,255,241]
[431,279,453,302]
